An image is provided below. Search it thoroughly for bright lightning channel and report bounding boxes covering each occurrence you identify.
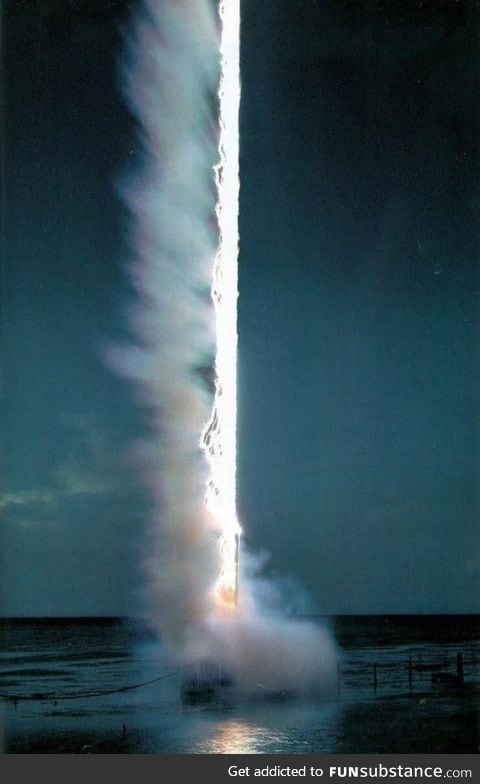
[201,0,241,609]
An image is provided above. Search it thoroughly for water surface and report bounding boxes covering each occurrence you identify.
[1,615,478,753]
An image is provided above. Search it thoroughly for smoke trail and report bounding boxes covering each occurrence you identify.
[110,0,220,652]
[113,0,337,694]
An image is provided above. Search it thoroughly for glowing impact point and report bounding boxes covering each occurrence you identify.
[201,0,241,609]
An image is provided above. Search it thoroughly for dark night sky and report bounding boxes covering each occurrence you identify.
[2,0,479,615]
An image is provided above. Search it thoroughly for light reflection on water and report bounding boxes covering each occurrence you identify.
[197,718,277,754]
[185,702,342,755]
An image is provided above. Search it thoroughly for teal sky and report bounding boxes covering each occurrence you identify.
[2,0,479,616]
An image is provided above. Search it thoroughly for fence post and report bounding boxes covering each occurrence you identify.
[456,652,464,685]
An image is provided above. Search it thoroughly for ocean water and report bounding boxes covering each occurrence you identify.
[1,616,478,754]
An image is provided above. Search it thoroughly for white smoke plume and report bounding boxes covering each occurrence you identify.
[111,0,336,696]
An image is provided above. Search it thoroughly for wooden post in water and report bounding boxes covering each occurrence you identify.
[373,662,378,692]
[456,652,464,685]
